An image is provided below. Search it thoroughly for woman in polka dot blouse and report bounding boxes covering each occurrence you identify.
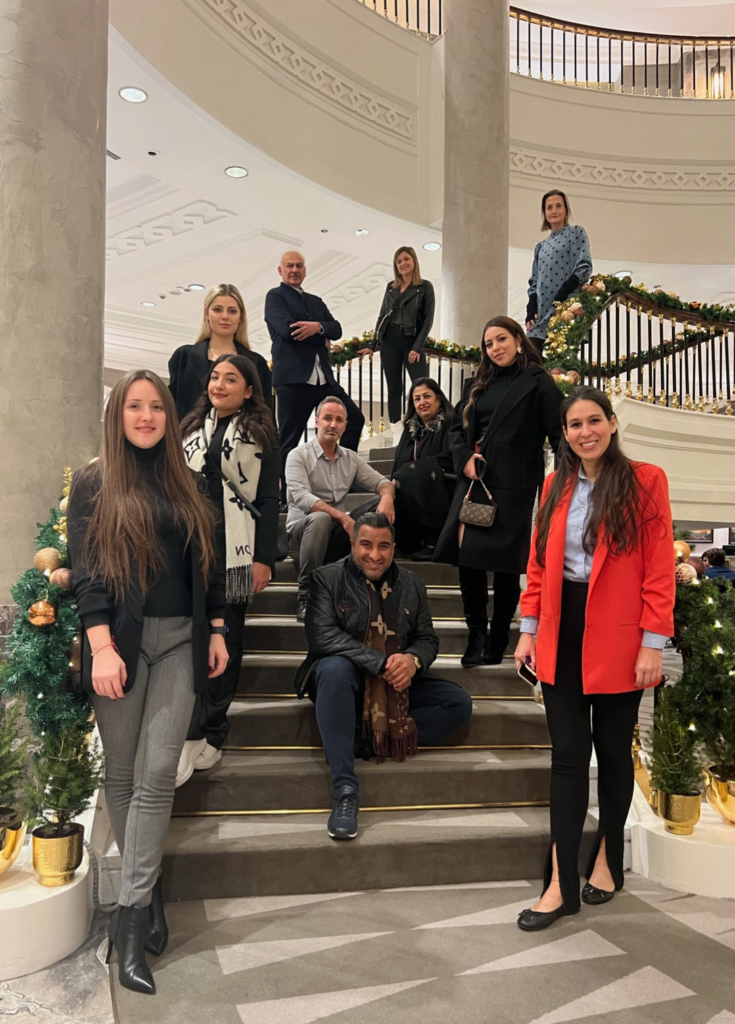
[526,190,592,353]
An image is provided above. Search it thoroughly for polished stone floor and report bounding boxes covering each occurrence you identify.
[6,874,735,1024]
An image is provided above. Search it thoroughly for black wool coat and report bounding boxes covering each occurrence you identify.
[391,412,456,477]
[168,340,273,421]
[434,366,563,575]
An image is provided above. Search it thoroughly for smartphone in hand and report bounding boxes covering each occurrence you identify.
[517,660,537,687]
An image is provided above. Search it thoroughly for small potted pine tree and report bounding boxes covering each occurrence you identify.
[0,696,29,878]
[25,722,103,887]
[649,687,703,835]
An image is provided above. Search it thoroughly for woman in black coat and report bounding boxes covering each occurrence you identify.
[361,247,435,443]
[391,377,456,561]
[434,316,563,667]
[168,283,272,420]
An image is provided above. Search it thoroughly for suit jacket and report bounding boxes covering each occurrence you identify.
[168,340,272,421]
[265,282,341,387]
[521,462,675,694]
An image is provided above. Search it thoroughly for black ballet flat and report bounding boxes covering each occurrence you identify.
[582,883,616,906]
[517,904,579,932]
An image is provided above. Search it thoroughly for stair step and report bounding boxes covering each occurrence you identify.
[162,806,598,901]
[225,698,549,749]
[369,459,394,477]
[172,747,549,814]
[367,444,397,461]
[250,584,472,617]
[273,558,467,587]
[238,654,533,698]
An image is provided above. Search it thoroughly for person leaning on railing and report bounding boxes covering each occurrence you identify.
[514,385,675,933]
[526,190,592,354]
[361,246,435,444]
[433,316,564,668]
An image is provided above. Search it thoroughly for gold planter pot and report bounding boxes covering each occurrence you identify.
[649,790,701,835]
[0,808,27,879]
[31,823,85,887]
[704,767,735,826]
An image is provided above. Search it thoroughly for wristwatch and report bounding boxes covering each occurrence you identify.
[210,625,227,637]
[410,655,422,673]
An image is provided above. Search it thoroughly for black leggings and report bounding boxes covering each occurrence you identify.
[541,581,643,911]
[186,601,247,750]
[380,326,428,423]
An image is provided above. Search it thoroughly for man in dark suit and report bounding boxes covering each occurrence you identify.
[265,251,365,500]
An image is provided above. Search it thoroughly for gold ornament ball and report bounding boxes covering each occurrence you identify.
[673,540,691,563]
[675,562,697,587]
[28,600,57,627]
[33,547,61,575]
[49,567,73,591]
[559,310,575,323]
[566,370,581,385]
[59,497,68,514]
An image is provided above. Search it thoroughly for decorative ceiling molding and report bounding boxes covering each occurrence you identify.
[183,0,415,143]
[106,201,235,261]
[322,262,393,311]
[510,146,735,193]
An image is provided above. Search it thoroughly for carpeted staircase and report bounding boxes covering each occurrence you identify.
[163,444,568,901]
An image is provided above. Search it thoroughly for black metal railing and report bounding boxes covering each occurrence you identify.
[355,0,442,37]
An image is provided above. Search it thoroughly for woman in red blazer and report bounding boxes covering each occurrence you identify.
[514,385,675,931]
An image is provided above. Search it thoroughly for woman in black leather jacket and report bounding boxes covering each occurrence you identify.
[363,247,435,443]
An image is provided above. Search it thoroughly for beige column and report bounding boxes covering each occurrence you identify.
[0,1,108,602]
[442,0,509,348]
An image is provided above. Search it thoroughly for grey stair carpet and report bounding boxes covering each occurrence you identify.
[250,584,473,618]
[274,557,470,587]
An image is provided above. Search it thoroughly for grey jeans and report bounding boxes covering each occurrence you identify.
[92,616,196,908]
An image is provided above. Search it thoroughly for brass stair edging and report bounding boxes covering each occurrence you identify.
[222,743,551,751]
[172,800,550,817]
[235,693,535,700]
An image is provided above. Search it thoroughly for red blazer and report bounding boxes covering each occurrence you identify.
[521,462,675,694]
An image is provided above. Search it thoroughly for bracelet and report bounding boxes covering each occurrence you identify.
[91,640,121,658]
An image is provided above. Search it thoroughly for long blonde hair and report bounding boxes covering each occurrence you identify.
[392,246,423,289]
[195,284,250,348]
[74,370,216,597]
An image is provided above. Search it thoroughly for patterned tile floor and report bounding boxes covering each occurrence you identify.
[5,873,735,1024]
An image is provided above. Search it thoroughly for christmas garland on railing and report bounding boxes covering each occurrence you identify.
[329,331,481,368]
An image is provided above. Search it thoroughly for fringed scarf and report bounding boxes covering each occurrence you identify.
[362,574,418,762]
[183,409,262,602]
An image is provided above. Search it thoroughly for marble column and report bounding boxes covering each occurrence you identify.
[442,0,509,349]
[0,1,108,603]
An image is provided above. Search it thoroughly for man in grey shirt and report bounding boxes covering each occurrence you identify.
[286,396,395,620]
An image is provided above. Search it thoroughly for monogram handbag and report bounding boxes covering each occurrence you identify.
[458,479,497,528]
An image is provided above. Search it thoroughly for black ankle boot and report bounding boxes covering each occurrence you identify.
[481,629,510,665]
[107,905,156,995]
[461,628,487,668]
[145,877,168,957]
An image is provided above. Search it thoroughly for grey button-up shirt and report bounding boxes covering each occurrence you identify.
[285,436,389,530]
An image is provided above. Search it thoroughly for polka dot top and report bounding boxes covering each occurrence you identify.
[527,225,592,340]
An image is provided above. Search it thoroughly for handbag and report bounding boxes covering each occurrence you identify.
[458,478,497,528]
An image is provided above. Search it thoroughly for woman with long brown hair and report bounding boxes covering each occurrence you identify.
[68,370,227,995]
[168,283,272,420]
[515,386,674,931]
[363,246,435,443]
[175,354,280,783]
[434,317,563,667]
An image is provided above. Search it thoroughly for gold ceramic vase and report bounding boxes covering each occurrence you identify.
[649,790,701,835]
[0,809,27,878]
[704,767,735,826]
[31,823,85,887]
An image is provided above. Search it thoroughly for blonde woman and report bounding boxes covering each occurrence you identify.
[169,283,272,420]
[364,247,435,443]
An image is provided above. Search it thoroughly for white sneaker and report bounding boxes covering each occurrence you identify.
[193,741,223,771]
[175,739,206,788]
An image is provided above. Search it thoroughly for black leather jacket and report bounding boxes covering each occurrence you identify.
[294,556,440,699]
[371,281,435,352]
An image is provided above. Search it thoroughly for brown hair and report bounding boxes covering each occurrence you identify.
[541,189,572,231]
[392,246,423,289]
[195,284,249,348]
[534,386,655,568]
[74,370,216,597]
[181,355,276,455]
[463,317,544,427]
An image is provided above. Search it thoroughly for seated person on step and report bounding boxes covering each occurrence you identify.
[702,547,735,584]
[294,511,473,841]
[286,396,396,621]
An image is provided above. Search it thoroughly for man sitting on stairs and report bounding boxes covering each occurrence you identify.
[286,395,396,621]
[294,511,473,840]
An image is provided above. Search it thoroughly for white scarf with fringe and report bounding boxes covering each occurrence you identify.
[184,409,262,602]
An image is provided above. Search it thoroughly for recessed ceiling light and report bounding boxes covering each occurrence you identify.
[423,241,441,251]
[141,301,156,307]
[189,283,205,291]
[355,228,369,236]
[321,229,329,233]
[119,87,148,103]
[225,166,248,178]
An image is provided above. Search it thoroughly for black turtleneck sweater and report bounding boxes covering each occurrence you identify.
[473,364,521,441]
[129,440,193,618]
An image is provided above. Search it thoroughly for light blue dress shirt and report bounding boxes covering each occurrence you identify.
[520,468,668,649]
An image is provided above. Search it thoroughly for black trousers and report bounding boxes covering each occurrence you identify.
[186,601,247,749]
[459,566,521,657]
[276,381,365,499]
[541,581,643,911]
[380,326,428,424]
